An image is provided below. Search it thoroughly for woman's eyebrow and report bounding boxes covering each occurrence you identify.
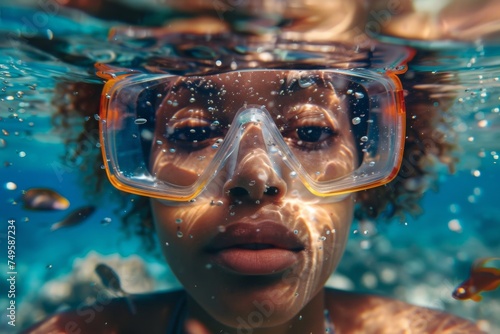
[175,77,223,97]
[279,74,331,94]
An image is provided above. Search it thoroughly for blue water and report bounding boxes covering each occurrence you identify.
[1,2,500,333]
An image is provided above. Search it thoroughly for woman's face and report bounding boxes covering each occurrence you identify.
[150,71,356,328]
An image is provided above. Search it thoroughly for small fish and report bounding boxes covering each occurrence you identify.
[22,188,70,211]
[50,205,96,231]
[452,257,500,302]
[95,263,136,314]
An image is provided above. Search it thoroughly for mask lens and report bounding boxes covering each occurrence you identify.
[100,69,404,200]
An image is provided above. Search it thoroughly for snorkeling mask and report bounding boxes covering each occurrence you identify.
[97,41,410,203]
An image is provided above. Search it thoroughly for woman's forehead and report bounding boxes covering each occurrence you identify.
[157,71,342,118]
[170,70,334,96]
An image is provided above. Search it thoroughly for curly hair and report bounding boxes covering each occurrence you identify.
[51,49,458,253]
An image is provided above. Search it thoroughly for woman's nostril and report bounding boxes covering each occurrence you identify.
[228,186,280,198]
[229,187,249,197]
[264,186,280,196]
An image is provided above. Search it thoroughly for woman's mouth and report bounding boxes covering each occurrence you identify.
[206,222,305,275]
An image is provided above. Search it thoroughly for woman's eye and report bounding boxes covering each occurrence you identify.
[167,126,213,143]
[295,126,335,143]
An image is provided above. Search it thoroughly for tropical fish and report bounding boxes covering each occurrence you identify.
[452,257,500,302]
[22,188,70,211]
[95,263,136,314]
[50,206,96,231]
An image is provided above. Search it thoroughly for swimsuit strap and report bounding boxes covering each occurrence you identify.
[324,309,336,334]
[165,292,187,334]
[165,294,336,334]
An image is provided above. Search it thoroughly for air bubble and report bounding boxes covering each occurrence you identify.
[175,218,183,224]
[478,120,488,128]
[289,171,297,178]
[354,92,365,99]
[100,217,112,225]
[5,182,17,190]
[18,151,26,158]
[448,219,462,233]
[177,231,184,238]
[134,118,147,125]
[360,136,368,142]
[189,97,196,103]
[359,240,371,250]
[352,117,361,125]
[449,204,460,213]
[218,225,226,232]
[248,180,256,186]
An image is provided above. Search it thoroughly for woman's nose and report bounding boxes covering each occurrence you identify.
[223,122,287,202]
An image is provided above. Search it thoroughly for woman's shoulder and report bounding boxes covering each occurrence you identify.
[21,290,186,334]
[325,288,484,333]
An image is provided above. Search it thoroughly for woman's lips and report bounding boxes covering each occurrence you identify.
[206,222,305,275]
